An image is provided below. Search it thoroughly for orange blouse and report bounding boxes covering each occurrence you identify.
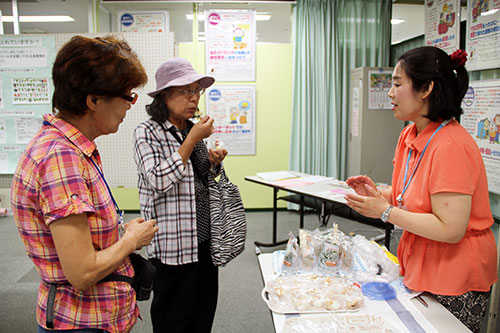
[393,119,497,295]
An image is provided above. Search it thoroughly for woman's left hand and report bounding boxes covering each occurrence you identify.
[344,184,390,219]
[208,148,228,166]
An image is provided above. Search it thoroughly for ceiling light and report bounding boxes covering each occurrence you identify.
[186,14,203,21]
[391,19,405,25]
[256,14,271,21]
[1,15,75,23]
[22,28,46,33]
[186,13,271,21]
[481,9,499,16]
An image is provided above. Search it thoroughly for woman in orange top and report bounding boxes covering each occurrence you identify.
[345,46,497,332]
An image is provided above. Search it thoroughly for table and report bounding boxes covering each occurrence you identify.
[257,253,471,333]
[245,173,394,250]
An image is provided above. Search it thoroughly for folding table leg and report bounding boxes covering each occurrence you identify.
[299,195,304,229]
[254,187,288,249]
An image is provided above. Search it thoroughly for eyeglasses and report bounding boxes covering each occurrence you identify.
[120,92,138,104]
[173,87,205,97]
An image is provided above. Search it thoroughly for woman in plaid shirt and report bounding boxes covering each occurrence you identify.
[11,36,158,333]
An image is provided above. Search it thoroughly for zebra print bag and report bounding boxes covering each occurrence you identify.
[208,169,247,266]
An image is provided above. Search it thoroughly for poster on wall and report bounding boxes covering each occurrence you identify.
[205,85,256,155]
[368,70,393,110]
[465,0,500,71]
[205,10,256,82]
[351,86,360,137]
[461,80,500,195]
[0,79,3,109]
[424,0,460,53]
[118,11,169,32]
[0,36,55,174]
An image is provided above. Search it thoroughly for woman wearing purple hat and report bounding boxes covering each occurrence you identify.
[133,58,228,332]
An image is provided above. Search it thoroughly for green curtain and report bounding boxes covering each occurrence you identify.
[289,0,392,179]
[289,0,335,176]
[390,35,424,67]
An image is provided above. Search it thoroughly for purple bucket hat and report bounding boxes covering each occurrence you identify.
[148,58,215,97]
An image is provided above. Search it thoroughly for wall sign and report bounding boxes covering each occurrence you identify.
[118,10,169,33]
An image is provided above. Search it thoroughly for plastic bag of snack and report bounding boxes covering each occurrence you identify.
[282,232,301,273]
[299,229,323,271]
[319,224,342,273]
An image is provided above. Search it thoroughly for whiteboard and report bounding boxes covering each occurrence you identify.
[0,32,175,188]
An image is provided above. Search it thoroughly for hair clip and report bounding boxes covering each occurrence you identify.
[450,49,467,67]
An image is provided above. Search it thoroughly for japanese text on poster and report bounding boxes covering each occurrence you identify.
[461,80,500,194]
[425,0,460,53]
[368,71,393,110]
[205,10,256,82]
[351,87,360,137]
[0,35,55,173]
[205,85,256,155]
[12,78,50,104]
[466,0,500,71]
[118,11,169,32]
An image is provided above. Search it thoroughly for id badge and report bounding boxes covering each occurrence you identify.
[396,194,408,211]
[395,194,406,230]
[118,210,125,238]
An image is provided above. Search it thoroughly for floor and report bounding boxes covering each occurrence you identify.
[0,210,497,332]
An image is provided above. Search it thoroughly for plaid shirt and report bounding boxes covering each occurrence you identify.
[11,114,138,332]
[134,119,199,265]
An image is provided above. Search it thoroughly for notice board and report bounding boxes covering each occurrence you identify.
[0,32,174,188]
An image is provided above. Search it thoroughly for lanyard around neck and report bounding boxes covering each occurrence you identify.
[398,120,450,204]
[43,120,123,224]
[88,157,124,224]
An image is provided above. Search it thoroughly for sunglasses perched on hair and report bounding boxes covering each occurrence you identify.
[120,92,138,104]
[173,87,206,97]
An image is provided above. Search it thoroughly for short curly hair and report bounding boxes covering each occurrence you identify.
[52,35,147,116]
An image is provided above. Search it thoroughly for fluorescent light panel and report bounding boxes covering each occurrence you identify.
[186,13,271,21]
[391,19,405,25]
[1,15,75,22]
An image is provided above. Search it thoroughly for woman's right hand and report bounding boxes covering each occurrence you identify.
[346,175,378,197]
[123,218,158,250]
[50,214,159,291]
[189,115,214,142]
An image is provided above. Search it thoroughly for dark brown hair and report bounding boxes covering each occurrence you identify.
[398,46,469,122]
[146,89,173,123]
[52,35,147,116]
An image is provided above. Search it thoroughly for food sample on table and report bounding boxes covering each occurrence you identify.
[263,274,364,313]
